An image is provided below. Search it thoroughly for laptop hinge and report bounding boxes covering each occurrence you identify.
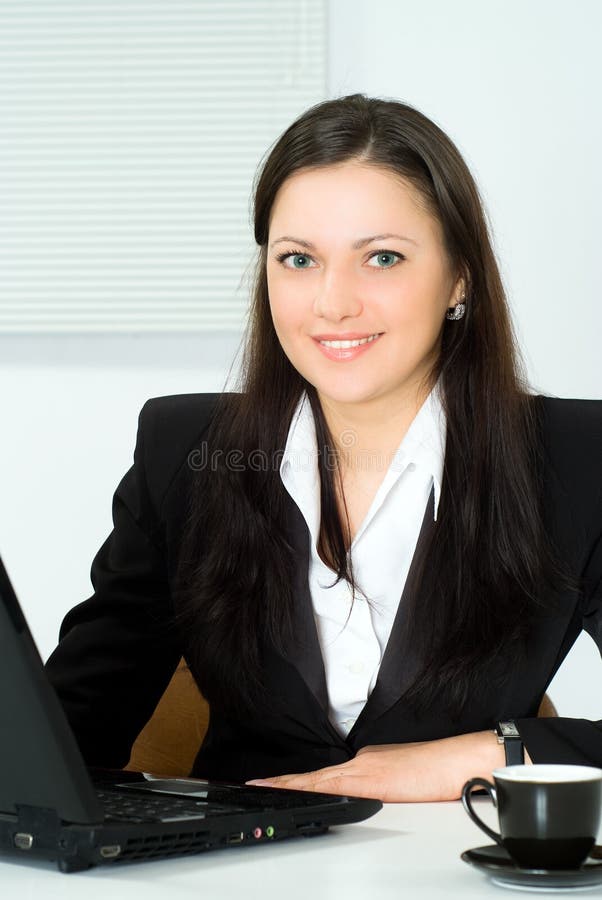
[15,804,61,851]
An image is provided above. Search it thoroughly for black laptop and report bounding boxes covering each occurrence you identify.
[0,554,382,872]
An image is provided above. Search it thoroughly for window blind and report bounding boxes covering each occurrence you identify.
[0,0,327,332]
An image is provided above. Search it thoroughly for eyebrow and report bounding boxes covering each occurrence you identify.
[269,233,418,251]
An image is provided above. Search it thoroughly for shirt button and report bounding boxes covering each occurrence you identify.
[407,462,416,472]
[348,661,365,675]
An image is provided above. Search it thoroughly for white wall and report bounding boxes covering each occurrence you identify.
[1,0,600,716]
[0,333,244,662]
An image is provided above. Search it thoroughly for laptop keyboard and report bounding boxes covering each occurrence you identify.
[188,785,339,808]
[97,784,341,824]
[97,789,246,823]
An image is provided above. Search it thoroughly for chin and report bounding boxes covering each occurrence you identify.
[314,383,382,407]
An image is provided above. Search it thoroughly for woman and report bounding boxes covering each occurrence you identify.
[46,94,602,802]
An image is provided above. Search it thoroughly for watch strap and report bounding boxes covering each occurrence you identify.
[495,720,525,766]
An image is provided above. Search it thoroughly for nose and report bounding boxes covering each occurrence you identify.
[312,265,363,321]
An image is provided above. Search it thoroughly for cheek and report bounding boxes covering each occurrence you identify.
[378,290,446,357]
[268,276,308,335]
[389,272,450,327]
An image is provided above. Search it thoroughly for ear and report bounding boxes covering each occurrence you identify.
[453,270,469,304]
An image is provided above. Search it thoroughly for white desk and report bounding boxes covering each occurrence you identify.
[0,798,554,897]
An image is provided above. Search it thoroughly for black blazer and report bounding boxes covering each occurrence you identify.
[45,393,602,782]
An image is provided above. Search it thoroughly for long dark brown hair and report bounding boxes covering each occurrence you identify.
[174,94,568,717]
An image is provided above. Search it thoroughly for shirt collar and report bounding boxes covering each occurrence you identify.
[279,383,447,526]
[279,392,321,539]
[395,382,446,520]
[280,392,318,475]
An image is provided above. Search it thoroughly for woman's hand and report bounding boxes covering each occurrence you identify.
[247,730,523,802]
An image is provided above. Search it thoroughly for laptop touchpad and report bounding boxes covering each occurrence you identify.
[116,778,211,798]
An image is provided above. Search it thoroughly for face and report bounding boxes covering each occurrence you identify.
[266,161,464,417]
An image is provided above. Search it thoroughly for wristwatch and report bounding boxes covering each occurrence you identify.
[495,720,525,765]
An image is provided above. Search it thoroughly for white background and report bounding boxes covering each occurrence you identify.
[0,0,600,716]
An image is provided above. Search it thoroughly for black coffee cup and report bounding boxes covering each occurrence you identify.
[462,764,602,870]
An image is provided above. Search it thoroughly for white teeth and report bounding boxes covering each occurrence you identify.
[319,334,380,349]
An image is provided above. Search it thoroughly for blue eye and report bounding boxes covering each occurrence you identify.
[367,251,403,268]
[275,248,404,270]
[276,251,316,269]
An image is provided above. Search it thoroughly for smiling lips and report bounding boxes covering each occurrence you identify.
[312,332,383,361]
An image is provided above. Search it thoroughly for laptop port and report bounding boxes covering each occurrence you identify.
[100,845,122,859]
[296,822,327,836]
[14,833,33,851]
[226,832,244,844]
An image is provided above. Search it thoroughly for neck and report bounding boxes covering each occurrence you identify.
[318,377,435,474]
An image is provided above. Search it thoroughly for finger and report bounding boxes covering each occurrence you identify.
[251,769,385,799]
[247,763,351,788]
[278,772,384,799]
[246,775,331,790]
[246,774,314,789]
[247,769,349,792]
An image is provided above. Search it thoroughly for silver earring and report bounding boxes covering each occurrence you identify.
[446,296,466,321]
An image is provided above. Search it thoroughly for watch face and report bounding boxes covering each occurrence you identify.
[499,721,520,738]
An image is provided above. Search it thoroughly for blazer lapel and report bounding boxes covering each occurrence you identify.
[279,483,437,743]
[281,493,330,713]
[347,488,436,736]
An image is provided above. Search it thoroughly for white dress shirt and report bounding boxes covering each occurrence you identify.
[279,386,446,738]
